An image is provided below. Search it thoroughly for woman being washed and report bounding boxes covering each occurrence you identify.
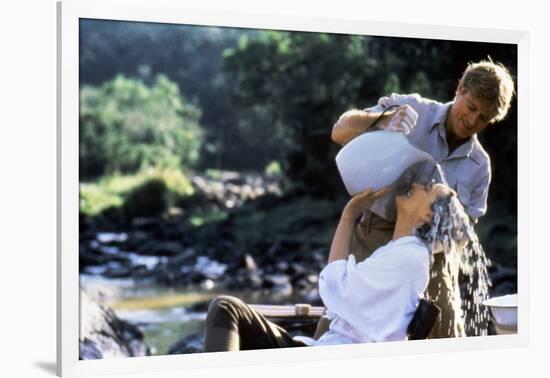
[203,181,470,351]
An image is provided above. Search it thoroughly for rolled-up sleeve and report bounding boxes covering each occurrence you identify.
[318,257,357,314]
[363,93,423,113]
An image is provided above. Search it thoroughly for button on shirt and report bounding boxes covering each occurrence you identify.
[314,236,430,345]
[365,93,491,220]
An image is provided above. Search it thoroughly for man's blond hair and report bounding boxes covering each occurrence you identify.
[458,59,515,123]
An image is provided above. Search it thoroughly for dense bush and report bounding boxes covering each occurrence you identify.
[122,179,168,218]
[79,75,203,178]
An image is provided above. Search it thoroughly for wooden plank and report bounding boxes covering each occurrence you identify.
[249,304,325,319]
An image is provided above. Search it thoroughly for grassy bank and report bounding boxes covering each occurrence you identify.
[79,167,195,216]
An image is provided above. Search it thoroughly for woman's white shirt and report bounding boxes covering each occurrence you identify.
[312,235,430,346]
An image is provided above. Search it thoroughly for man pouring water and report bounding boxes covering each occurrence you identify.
[331,59,515,338]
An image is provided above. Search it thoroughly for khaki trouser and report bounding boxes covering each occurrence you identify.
[204,295,307,352]
[349,211,465,339]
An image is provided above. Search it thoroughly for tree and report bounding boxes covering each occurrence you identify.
[79,75,202,178]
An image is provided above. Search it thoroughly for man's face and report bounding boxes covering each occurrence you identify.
[447,88,494,140]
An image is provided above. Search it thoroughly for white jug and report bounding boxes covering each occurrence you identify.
[335,130,433,195]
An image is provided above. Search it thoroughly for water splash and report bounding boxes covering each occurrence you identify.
[459,232,492,336]
[417,191,492,336]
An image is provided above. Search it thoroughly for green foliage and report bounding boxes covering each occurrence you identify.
[80,75,202,178]
[409,71,432,95]
[264,161,282,177]
[80,20,244,170]
[223,31,378,193]
[189,210,229,227]
[79,168,194,216]
[229,196,342,245]
[383,73,401,94]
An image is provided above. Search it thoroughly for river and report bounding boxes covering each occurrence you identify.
[80,272,316,355]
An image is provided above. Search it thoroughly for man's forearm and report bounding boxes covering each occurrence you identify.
[327,212,356,263]
[331,109,393,145]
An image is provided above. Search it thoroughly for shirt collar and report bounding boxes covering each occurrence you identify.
[429,101,480,163]
[430,101,453,133]
[455,134,480,163]
[388,235,424,247]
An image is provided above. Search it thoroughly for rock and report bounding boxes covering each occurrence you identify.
[304,274,319,285]
[189,271,208,284]
[137,241,184,256]
[293,280,307,291]
[192,256,228,279]
[275,261,289,273]
[79,249,107,269]
[96,232,128,244]
[131,217,160,230]
[490,281,517,298]
[271,282,293,297]
[263,274,291,288]
[288,263,307,276]
[80,212,93,233]
[167,333,204,355]
[242,253,258,272]
[262,274,293,297]
[311,248,328,263]
[79,339,103,360]
[293,274,318,291]
[189,300,211,313]
[131,265,155,281]
[150,266,182,286]
[165,249,196,269]
[248,273,264,290]
[200,279,216,291]
[79,290,151,359]
[240,271,263,290]
[304,289,322,306]
[224,271,263,291]
[489,264,517,287]
[103,266,134,279]
[123,231,150,250]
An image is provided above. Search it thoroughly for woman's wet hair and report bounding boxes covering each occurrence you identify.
[414,191,472,256]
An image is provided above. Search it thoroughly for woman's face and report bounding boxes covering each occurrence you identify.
[396,182,451,224]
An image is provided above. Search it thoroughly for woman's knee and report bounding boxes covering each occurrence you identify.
[206,295,243,328]
[208,295,242,312]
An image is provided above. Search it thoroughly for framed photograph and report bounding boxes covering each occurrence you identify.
[57,0,529,376]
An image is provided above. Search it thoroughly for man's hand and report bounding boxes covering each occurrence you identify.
[379,104,418,135]
[342,187,390,221]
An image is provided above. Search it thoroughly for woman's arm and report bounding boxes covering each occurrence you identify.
[327,188,390,264]
[327,211,356,263]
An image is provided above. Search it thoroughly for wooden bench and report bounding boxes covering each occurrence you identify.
[249,304,325,318]
[249,304,325,336]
